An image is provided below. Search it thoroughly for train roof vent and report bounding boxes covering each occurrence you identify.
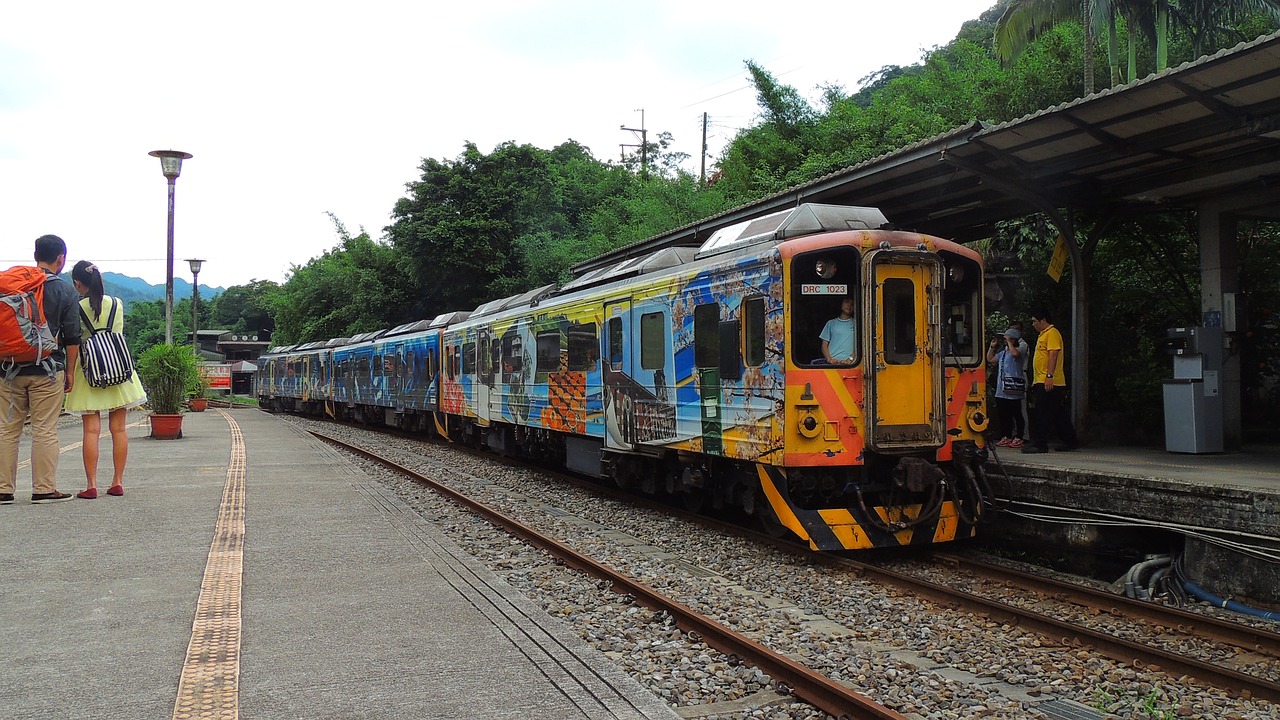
[429,310,470,328]
[471,296,509,317]
[696,208,792,259]
[560,247,698,292]
[385,320,433,337]
[470,283,558,318]
[775,203,889,240]
[348,329,389,343]
[325,337,351,347]
[505,282,558,310]
[696,203,889,260]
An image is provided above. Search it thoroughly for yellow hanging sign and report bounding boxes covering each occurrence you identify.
[1047,233,1068,282]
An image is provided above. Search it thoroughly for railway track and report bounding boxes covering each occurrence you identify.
[310,428,908,720]
[305,419,1280,717]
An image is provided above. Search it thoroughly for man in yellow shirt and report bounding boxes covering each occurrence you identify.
[1022,308,1080,453]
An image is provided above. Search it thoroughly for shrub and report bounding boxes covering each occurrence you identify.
[136,343,201,414]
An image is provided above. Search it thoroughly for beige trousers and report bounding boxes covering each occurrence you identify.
[0,372,65,495]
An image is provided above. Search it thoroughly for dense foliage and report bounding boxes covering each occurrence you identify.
[125,1,1280,439]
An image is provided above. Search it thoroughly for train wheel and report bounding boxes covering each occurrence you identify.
[755,502,789,538]
[681,489,706,513]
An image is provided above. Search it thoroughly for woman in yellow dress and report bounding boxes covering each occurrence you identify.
[64,261,147,499]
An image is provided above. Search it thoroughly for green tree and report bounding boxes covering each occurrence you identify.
[210,279,280,340]
[271,223,412,344]
[387,142,561,312]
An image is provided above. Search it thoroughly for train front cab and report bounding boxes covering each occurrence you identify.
[765,233,989,551]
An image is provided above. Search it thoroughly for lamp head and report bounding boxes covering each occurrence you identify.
[186,258,204,275]
[149,150,193,179]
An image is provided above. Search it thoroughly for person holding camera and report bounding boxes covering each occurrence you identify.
[986,327,1028,447]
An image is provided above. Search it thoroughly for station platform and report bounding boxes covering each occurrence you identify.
[983,441,1280,604]
[0,408,679,720]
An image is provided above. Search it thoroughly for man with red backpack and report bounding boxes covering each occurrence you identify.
[0,235,82,504]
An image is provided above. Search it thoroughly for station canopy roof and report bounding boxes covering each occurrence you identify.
[574,30,1280,275]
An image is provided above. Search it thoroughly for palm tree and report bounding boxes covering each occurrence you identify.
[1171,0,1280,58]
[997,0,1280,91]
[994,0,1098,94]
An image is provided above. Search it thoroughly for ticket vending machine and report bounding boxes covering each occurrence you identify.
[1162,326,1224,453]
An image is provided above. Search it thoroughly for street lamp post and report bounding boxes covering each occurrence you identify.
[186,259,204,356]
[149,150,193,346]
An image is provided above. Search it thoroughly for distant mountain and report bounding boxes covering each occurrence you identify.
[101,271,224,307]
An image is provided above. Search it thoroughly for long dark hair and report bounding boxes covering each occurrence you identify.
[71,260,105,319]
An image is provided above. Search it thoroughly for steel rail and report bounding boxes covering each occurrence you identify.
[309,430,908,720]
[935,552,1280,656]
[822,554,1280,704]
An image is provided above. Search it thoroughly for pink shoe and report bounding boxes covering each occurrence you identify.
[1009,438,1024,448]
[106,485,124,497]
[77,488,98,500]
[994,437,1012,447]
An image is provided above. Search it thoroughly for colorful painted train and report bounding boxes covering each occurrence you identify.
[257,204,993,550]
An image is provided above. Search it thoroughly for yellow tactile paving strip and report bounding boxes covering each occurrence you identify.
[173,409,245,720]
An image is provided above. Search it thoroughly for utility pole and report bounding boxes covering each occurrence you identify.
[701,112,708,185]
[620,108,647,178]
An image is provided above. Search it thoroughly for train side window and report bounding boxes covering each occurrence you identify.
[480,338,494,376]
[536,331,561,374]
[607,317,623,371]
[462,342,476,375]
[694,303,719,368]
[501,334,523,374]
[373,355,384,377]
[743,296,765,367]
[719,320,742,380]
[883,278,917,365]
[567,323,598,372]
[640,312,664,370]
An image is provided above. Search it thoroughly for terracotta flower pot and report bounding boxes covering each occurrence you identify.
[189,397,208,412]
[150,413,184,440]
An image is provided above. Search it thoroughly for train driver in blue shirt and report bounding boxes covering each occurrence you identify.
[819,295,857,365]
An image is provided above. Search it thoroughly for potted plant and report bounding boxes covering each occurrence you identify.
[188,373,211,412]
[136,343,202,439]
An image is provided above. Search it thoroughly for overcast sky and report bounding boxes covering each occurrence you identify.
[1,1,995,290]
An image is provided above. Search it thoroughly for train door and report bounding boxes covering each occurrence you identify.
[387,342,403,411]
[692,301,723,455]
[475,328,493,425]
[865,251,945,451]
[602,299,633,450]
[302,355,312,402]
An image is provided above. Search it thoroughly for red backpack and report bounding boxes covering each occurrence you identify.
[0,266,57,370]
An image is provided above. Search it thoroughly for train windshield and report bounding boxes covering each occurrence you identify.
[790,248,861,366]
[940,251,983,366]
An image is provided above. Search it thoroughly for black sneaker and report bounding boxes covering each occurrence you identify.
[0,493,13,504]
[31,491,73,504]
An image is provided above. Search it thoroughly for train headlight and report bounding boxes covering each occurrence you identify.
[966,407,988,433]
[798,411,822,438]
